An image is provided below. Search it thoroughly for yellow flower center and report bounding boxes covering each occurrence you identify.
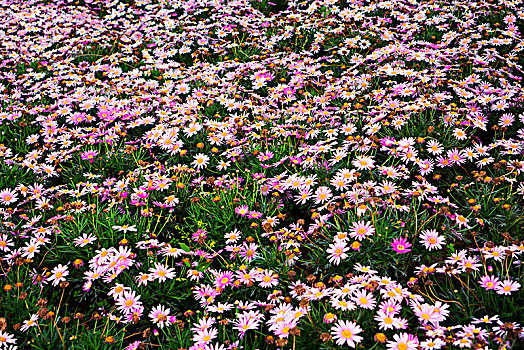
[342,330,353,338]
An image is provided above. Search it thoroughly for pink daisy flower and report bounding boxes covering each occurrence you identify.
[240,242,259,262]
[149,304,171,328]
[331,320,363,347]
[235,205,249,216]
[0,189,17,205]
[350,220,375,241]
[74,233,97,247]
[386,332,418,350]
[327,241,348,265]
[479,275,501,290]
[391,237,412,254]
[193,327,218,344]
[352,156,375,170]
[81,150,99,163]
[419,230,445,251]
[149,263,176,282]
[496,279,520,295]
[233,315,260,338]
[353,290,376,310]
[116,290,143,313]
[314,186,333,204]
[0,234,14,251]
[257,270,279,288]
[214,271,234,289]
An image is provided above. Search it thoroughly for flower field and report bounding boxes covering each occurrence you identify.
[1,0,524,349]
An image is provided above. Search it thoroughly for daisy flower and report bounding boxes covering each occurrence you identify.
[331,297,356,311]
[81,150,99,163]
[426,140,443,155]
[353,290,376,310]
[236,269,259,285]
[74,233,97,247]
[354,263,377,274]
[453,337,472,348]
[191,153,210,169]
[193,327,218,343]
[476,157,494,168]
[453,128,467,140]
[214,271,234,289]
[496,279,521,295]
[274,320,298,338]
[20,314,39,332]
[160,245,183,258]
[352,156,375,170]
[386,332,418,350]
[116,290,142,313]
[149,263,176,282]
[149,304,171,328]
[258,270,279,288]
[240,243,259,261]
[499,113,515,127]
[0,331,16,346]
[391,237,412,254]
[235,205,249,216]
[0,234,14,251]
[136,273,152,287]
[374,311,397,330]
[112,224,137,233]
[233,315,260,338]
[454,214,470,228]
[217,160,230,170]
[412,303,444,326]
[472,315,500,325]
[294,187,311,205]
[460,256,481,272]
[225,229,241,243]
[419,230,445,250]
[327,241,348,265]
[187,269,204,281]
[49,264,69,286]
[350,220,375,241]
[479,275,500,290]
[208,303,233,314]
[420,338,446,350]
[379,300,402,315]
[0,189,17,205]
[248,211,263,219]
[314,186,333,204]
[331,176,349,191]
[331,320,363,347]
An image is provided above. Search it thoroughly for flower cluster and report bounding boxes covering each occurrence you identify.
[0,0,523,349]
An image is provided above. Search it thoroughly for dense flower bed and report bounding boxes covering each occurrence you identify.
[0,0,523,349]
